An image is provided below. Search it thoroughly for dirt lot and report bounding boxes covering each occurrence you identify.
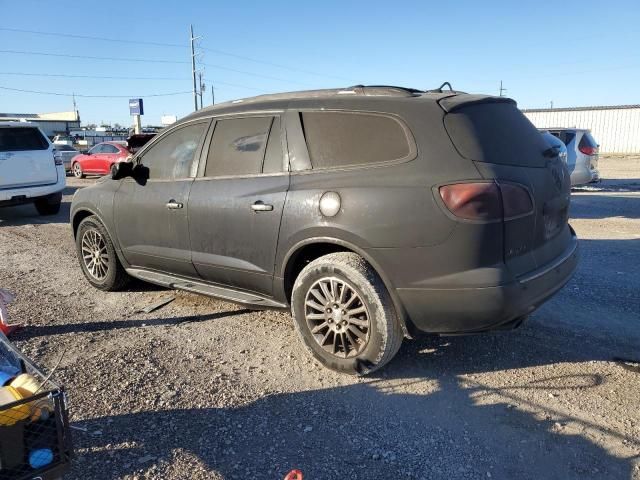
[1,157,639,480]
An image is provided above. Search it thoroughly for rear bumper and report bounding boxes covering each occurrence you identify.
[0,166,66,205]
[396,229,579,334]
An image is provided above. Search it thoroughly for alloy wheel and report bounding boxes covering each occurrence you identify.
[81,228,109,280]
[304,277,371,358]
[73,163,82,178]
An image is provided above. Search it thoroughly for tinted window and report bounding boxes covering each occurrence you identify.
[102,144,120,154]
[579,132,598,149]
[54,145,76,152]
[551,131,576,147]
[263,117,283,174]
[142,122,206,180]
[0,127,48,152]
[205,117,272,177]
[444,103,548,167]
[301,111,411,169]
[89,144,104,154]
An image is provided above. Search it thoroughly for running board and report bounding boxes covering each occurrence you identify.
[126,268,288,310]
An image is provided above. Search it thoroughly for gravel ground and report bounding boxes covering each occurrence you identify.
[1,156,639,480]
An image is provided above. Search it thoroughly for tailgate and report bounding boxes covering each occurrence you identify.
[442,97,573,276]
[0,127,58,189]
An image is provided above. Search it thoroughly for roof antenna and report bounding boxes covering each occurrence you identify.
[435,82,453,92]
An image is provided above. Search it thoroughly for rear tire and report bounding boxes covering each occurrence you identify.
[76,215,130,291]
[72,162,85,178]
[110,163,118,177]
[34,192,62,216]
[291,252,403,375]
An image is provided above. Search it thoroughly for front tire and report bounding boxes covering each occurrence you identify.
[34,192,62,216]
[76,215,130,291]
[72,162,85,178]
[291,252,403,375]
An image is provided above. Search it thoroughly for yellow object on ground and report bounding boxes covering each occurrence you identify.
[0,385,30,426]
[10,373,53,421]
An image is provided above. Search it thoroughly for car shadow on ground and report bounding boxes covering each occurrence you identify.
[67,324,638,479]
[570,192,640,219]
[0,185,82,227]
[12,310,253,339]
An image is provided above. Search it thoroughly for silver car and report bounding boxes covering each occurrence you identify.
[547,128,600,186]
[53,144,79,173]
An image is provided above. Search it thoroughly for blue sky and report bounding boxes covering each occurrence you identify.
[1,0,639,126]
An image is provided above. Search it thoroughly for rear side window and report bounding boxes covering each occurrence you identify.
[142,122,207,180]
[102,144,120,154]
[0,127,48,152]
[444,103,548,167]
[205,117,272,177]
[551,131,575,147]
[579,132,598,149]
[300,111,411,169]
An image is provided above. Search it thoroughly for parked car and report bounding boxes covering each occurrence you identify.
[547,128,600,186]
[52,134,74,147]
[70,86,578,374]
[53,144,79,173]
[0,122,65,215]
[540,130,568,162]
[70,141,130,178]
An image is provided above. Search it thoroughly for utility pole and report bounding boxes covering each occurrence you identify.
[499,80,507,97]
[211,84,214,105]
[550,100,554,109]
[198,72,205,110]
[190,25,198,111]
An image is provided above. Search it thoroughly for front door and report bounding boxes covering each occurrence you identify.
[113,120,210,277]
[188,115,288,296]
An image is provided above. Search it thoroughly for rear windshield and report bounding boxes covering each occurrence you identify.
[579,132,598,149]
[444,103,548,167]
[0,127,49,152]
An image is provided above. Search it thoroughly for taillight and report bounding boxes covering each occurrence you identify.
[439,182,533,222]
[53,151,63,166]
[579,145,597,156]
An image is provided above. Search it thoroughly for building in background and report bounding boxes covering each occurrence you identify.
[0,111,80,138]
[523,105,640,154]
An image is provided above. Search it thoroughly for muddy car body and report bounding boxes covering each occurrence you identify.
[70,86,578,374]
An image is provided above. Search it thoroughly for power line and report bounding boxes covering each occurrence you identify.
[0,49,316,86]
[0,27,185,48]
[0,49,189,64]
[0,71,188,81]
[202,62,310,86]
[199,46,352,81]
[0,26,351,82]
[0,85,193,98]
[0,72,266,91]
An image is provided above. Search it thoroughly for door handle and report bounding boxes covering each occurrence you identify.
[251,201,274,212]
[166,200,183,210]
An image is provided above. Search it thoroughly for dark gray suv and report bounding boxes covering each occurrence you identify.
[70,86,578,374]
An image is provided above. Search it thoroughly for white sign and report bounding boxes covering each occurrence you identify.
[161,115,178,126]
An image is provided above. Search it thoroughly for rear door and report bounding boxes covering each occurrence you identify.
[188,115,288,296]
[0,126,57,188]
[113,120,210,277]
[442,99,573,276]
[83,144,104,173]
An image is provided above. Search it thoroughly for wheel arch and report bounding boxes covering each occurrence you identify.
[281,237,413,338]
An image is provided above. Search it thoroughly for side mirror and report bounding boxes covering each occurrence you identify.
[85,151,92,155]
[111,161,134,180]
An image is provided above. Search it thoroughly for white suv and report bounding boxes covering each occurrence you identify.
[0,122,66,215]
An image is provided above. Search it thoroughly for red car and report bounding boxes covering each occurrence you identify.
[71,141,130,178]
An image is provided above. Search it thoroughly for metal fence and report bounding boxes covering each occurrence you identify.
[523,105,640,154]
